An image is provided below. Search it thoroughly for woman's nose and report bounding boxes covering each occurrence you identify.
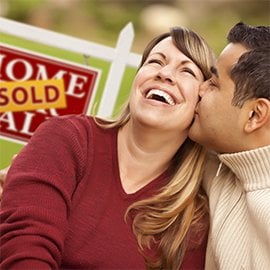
[156,66,175,84]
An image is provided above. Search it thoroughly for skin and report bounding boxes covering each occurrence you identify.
[189,43,253,153]
[189,42,270,153]
[118,37,204,193]
[0,156,16,198]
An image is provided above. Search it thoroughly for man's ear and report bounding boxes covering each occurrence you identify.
[244,98,270,133]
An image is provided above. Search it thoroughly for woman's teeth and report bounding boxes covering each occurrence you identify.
[146,89,175,105]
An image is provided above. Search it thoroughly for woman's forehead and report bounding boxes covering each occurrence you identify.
[149,37,191,63]
[150,36,173,52]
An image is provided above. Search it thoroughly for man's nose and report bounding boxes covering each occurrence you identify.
[198,81,208,98]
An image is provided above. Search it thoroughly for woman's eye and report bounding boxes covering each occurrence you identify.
[147,59,163,65]
[182,68,196,77]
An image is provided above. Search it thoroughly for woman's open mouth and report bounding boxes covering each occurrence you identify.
[145,89,176,105]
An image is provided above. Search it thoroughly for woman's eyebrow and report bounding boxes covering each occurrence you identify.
[149,52,199,68]
[149,52,166,58]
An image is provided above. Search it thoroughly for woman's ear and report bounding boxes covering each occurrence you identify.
[244,98,270,133]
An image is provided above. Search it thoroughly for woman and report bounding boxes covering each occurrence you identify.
[0,26,215,269]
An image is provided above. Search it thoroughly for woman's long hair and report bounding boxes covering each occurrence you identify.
[96,26,215,269]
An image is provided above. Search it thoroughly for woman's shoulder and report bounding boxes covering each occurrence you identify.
[26,114,96,149]
[35,114,117,148]
[40,114,96,134]
[48,114,94,126]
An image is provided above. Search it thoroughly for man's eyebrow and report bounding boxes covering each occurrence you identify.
[210,66,219,77]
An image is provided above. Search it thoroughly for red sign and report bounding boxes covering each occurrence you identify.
[0,44,99,142]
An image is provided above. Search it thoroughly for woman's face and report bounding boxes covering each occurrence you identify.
[129,37,204,133]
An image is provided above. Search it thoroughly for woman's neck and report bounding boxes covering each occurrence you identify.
[117,120,187,194]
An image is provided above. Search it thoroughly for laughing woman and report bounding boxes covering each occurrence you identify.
[0,26,215,269]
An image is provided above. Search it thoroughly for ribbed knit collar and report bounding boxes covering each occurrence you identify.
[218,145,270,191]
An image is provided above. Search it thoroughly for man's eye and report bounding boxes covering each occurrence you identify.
[208,79,218,88]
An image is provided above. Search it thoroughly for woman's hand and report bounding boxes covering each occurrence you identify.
[0,165,10,195]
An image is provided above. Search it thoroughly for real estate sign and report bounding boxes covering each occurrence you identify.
[0,17,141,168]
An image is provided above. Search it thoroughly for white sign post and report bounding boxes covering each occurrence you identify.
[98,22,135,118]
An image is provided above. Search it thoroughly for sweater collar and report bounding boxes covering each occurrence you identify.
[218,145,270,191]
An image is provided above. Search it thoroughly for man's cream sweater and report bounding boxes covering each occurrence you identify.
[204,145,270,270]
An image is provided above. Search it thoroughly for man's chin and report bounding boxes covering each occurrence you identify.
[188,120,197,135]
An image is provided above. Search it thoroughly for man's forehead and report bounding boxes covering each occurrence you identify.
[213,43,249,77]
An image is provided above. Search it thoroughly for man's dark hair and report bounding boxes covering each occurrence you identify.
[228,22,270,49]
[227,22,270,107]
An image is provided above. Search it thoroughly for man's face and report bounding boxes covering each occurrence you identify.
[189,43,250,153]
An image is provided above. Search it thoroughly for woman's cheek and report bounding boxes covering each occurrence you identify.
[186,84,200,104]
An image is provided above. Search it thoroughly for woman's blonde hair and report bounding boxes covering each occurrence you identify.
[96,26,215,269]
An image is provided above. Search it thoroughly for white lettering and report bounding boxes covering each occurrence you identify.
[66,72,88,98]
[0,112,17,131]
[36,108,59,117]
[6,59,33,81]
[20,112,35,136]
[36,64,67,80]
[0,54,7,80]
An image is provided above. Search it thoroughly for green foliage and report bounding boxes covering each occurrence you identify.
[5,0,41,22]
[81,0,142,43]
[3,0,270,54]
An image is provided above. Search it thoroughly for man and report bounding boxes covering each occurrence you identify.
[189,22,270,269]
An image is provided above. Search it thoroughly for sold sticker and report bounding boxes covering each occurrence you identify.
[0,79,67,112]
